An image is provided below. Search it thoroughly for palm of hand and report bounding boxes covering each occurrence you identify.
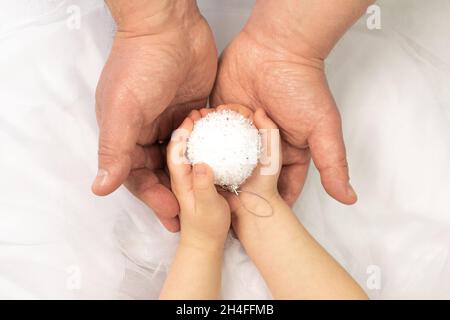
[212,31,356,205]
[94,19,218,231]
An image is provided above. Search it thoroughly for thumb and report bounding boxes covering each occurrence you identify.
[308,108,357,205]
[192,163,218,209]
[92,104,143,196]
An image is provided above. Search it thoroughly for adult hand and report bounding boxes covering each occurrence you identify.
[92,0,217,232]
[212,0,373,205]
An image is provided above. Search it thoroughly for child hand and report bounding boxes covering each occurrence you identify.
[217,106,283,218]
[167,114,231,251]
[183,104,283,235]
[183,106,367,300]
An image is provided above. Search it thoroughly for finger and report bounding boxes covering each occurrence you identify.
[155,168,172,190]
[308,110,357,205]
[278,144,310,205]
[192,163,219,211]
[278,162,310,206]
[188,109,202,122]
[281,140,308,165]
[160,217,180,233]
[125,168,180,232]
[92,103,143,196]
[198,107,216,118]
[167,117,193,189]
[130,144,163,170]
[253,108,278,130]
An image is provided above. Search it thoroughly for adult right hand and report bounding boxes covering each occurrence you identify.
[92,0,218,232]
[212,0,374,205]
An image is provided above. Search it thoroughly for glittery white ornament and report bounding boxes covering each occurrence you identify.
[186,109,261,191]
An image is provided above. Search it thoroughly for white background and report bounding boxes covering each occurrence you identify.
[0,0,449,299]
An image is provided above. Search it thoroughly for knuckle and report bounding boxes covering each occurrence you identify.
[97,143,119,160]
[317,157,349,179]
[97,142,131,168]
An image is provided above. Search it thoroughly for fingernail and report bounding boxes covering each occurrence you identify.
[346,182,357,199]
[194,164,206,176]
[94,169,109,187]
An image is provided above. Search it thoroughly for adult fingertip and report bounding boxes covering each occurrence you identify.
[279,190,297,207]
[91,167,122,196]
[161,217,180,233]
[345,182,358,204]
[94,146,133,195]
[336,180,358,205]
[91,168,108,193]
[323,179,358,205]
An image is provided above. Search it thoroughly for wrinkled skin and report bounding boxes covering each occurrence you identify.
[211,29,357,206]
[93,14,218,232]
[93,0,364,233]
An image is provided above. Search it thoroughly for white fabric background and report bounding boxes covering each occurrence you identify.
[0,0,449,299]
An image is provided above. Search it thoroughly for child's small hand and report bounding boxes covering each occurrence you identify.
[219,106,283,218]
[170,106,366,300]
[183,104,283,237]
[167,115,231,251]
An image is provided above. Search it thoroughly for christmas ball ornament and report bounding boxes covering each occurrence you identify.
[186,109,261,191]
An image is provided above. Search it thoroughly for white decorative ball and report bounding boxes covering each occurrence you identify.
[186,109,261,191]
